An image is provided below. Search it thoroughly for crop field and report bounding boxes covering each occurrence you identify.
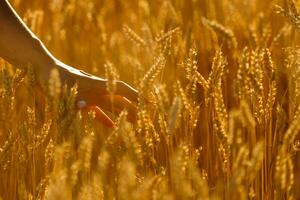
[1,0,300,199]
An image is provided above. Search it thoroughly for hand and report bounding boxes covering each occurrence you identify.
[56,62,138,128]
[0,0,138,128]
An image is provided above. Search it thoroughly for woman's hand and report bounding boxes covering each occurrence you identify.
[55,61,138,128]
[0,0,138,128]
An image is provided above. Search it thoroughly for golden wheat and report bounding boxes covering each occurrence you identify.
[1,0,300,199]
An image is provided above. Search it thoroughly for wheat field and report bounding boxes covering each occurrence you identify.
[1,0,300,199]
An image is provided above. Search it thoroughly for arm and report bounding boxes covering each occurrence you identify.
[0,0,137,127]
[0,0,102,83]
[0,0,57,78]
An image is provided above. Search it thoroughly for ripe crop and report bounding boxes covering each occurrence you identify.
[1,0,300,199]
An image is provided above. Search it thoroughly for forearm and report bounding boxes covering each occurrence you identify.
[0,0,56,79]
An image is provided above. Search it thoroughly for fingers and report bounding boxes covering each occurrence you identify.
[83,106,115,128]
[82,95,137,123]
[75,78,138,126]
[76,94,137,127]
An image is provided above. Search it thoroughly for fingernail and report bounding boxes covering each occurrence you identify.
[77,100,87,109]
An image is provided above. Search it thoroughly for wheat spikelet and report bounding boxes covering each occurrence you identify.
[12,69,25,92]
[116,110,143,163]
[264,48,275,78]
[140,55,165,90]
[158,113,169,142]
[234,47,267,123]
[45,139,54,171]
[155,27,180,56]
[104,61,119,95]
[207,49,227,90]
[155,27,180,43]
[234,47,251,100]
[202,17,237,49]
[276,1,300,30]
[208,50,231,161]
[176,81,191,112]
[26,64,37,87]
[249,49,264,95]
[209,50,227,117]
[275,104,300,193]
[265,81,277,118]
[123,24,146,47]
[183,48,209,92]
[137,108,159,148]
[35,119,52,148]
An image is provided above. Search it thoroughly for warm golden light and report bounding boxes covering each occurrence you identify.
[0,0,299,199]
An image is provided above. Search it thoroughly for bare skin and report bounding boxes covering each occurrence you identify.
[0,0,138,127]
